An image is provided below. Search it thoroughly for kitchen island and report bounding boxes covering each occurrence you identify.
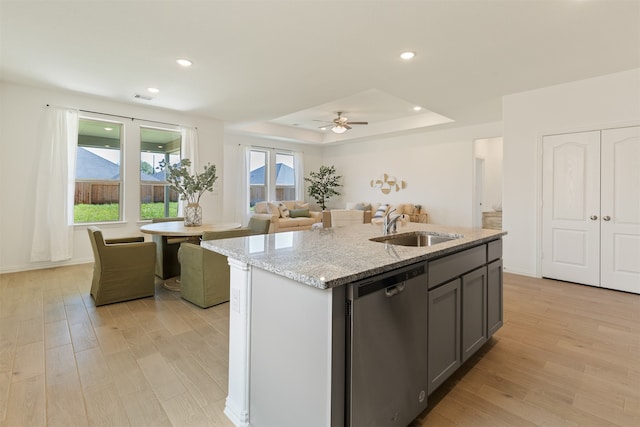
[202,222,506,427]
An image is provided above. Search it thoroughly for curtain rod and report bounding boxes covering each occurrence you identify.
[240,144,295,153]
[46,104,191,128]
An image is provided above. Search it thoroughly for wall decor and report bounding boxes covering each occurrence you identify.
[370,173,406,194]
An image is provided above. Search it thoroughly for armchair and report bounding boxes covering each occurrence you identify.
[87,226,156,306]
[178,228,254,308]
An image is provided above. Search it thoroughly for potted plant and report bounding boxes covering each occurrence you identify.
[305,165,342,211]
[159,158,218,226]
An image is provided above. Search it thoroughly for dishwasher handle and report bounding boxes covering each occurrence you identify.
[385,283,406,297]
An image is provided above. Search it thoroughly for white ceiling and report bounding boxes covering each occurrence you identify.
[1,0,639,144]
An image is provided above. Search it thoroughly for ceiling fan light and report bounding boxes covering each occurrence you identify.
[331,125,347,134]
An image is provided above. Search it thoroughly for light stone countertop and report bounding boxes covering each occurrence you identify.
[201,222,507,290]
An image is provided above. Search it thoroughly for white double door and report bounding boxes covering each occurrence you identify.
[542,126,640,294]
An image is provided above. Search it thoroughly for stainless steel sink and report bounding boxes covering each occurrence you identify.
[370,231,462,247]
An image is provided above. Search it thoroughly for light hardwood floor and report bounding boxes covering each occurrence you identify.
[0,265,638,426]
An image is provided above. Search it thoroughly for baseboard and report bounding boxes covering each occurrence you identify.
[502,265,537,278]
[0,258,93,274]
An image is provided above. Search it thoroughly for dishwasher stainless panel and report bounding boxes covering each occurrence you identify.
[347,263,428,427]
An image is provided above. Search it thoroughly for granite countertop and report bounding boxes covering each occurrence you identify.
[201,222,506,290]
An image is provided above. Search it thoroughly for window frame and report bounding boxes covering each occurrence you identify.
[247,147,299,213]
[139,125,182,220]
[74,116,124,224]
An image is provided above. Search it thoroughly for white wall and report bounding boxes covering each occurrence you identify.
[321,122,503,227]
[222,133,324,221]
[503,68,640,277]
[474,137,503,212]
[0,81,224,273]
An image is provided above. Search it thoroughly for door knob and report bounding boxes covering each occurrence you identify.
[590,215,598,220]
[603,216,611,221]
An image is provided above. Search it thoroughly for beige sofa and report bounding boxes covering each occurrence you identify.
[344,202,428,224]
[251,200,322,233]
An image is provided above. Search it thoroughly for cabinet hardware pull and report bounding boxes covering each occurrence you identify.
[385,283,406,297]
[603,216,611,221]
[590,215,598,220]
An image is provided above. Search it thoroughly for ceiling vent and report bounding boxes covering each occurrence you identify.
[134,93,153,101]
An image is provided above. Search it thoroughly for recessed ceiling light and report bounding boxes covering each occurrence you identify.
[176,58,193,67]
[413,106,422,111]
[147,87,160,94]
[400,51,416,60]
[104,127,113,131]
[157,145,163,149]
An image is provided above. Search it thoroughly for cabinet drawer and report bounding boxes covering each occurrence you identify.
[428,245,486,289]
[487,239,502,262]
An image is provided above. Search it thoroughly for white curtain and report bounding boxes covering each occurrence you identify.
[179,127,199,214]
[294,151,305,201]
[30,107,79,262]
[237,145,251,225]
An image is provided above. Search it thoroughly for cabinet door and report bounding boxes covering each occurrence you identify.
[461,267,487,362]
[487,259,503,337]
[427,278,461,395]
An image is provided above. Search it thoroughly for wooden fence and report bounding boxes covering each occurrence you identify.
[75,181,178,204]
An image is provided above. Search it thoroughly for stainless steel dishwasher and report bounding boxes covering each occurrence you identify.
[347,262,428,427]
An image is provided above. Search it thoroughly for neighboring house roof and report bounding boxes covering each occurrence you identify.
[250,163,294,185]
[76,147,163,181]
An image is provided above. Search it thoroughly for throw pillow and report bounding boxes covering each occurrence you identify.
[294,202,309,210]
[373,204,389,218]
[289,208,310,218]
[278,202,290,218]
[267,202,280,216]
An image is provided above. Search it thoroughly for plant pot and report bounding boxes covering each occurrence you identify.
[184,203,202,227]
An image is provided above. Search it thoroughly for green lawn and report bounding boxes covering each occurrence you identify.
[74,202,179,222]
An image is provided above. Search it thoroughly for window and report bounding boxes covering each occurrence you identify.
[248,148,299,212]
[74,118,123,223]
[275,153,296,201]
[139,127,181,219]
[249,150,267,209]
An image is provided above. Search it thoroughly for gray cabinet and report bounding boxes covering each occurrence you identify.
[461,266,488,363]
[488,259,503,336]
[427,278,461,395]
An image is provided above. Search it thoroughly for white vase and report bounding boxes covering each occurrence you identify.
[184,203,202,226]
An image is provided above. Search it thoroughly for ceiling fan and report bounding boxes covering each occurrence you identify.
[316,112,368,134]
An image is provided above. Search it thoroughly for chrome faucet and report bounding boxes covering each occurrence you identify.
[383,209,400,235]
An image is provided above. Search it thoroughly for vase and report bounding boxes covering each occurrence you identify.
[184,203,202,227]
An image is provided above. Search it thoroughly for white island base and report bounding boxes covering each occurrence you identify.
[224,258,345,427]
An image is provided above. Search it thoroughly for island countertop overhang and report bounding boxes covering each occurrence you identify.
[201,222,506,289]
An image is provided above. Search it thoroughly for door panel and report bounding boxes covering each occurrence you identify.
[542,131,601,286]
[601,126,640,293]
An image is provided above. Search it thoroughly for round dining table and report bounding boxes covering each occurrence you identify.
[140,221,242,236]
[140,221,242,290]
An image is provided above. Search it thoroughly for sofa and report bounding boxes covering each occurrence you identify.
[251,200,322,233]
[344,202,428,225]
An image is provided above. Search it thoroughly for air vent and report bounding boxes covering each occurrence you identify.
[134,93,153,101]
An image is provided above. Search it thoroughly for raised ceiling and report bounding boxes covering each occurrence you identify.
[1,1,639,144]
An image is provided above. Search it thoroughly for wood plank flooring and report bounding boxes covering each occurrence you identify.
[0,265,638,426]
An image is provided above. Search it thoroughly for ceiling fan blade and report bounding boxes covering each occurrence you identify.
[345,124,352,130]
[347,121,368,125]
[312,119,332,123]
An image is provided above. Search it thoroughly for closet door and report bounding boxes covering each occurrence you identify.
[542,131,601,287]
[601,126,640,293]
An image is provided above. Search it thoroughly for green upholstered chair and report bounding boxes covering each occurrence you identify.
[150,217,198,279]
[247,217,271,234]
[178,228,253,308]
[87,226,156,307]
